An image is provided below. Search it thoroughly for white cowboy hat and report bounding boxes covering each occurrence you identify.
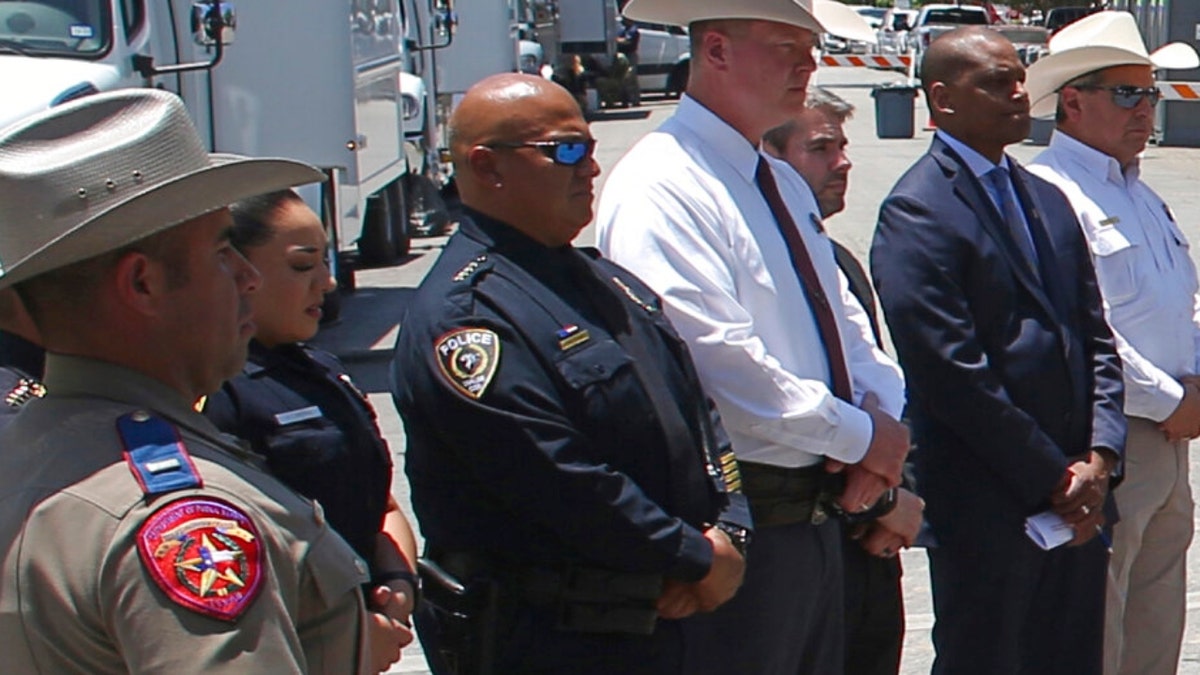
[0,89,325,288]
[622,0,877,45]
[1026,10,1200,118]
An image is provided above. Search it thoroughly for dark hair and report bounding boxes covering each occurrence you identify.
[229,189,306,252]
[763,87,855,153]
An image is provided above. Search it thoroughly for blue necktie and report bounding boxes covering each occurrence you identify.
[987,166,1039,275]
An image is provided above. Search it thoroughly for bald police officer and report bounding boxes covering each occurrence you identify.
[0,90,393,672]
[392,73,751,675]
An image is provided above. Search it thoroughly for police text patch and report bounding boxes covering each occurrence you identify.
[435,328,500,399]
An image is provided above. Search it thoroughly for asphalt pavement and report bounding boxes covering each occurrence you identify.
[314,66,1200,674]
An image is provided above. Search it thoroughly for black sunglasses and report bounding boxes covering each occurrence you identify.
[1073,84,1162,109]
[484,139,597,166]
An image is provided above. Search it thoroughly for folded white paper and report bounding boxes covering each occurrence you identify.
[1024,510,1074,550]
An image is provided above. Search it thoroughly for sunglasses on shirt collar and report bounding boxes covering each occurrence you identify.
[1071,84,1162,109]
[483,139,597,166]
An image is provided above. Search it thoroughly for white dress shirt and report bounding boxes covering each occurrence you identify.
[596,96,905,468]
[1029,130,1200,422]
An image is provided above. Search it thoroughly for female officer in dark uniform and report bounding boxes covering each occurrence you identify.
[202,190,418,670]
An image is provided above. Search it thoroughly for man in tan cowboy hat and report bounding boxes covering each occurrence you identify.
[596,1,910,673]
[0,89,407,673]
[1026,11,1200,675]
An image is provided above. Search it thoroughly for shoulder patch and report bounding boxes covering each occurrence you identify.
[118,411,203,498]
[435,327,500,399]
[137,497,265,622]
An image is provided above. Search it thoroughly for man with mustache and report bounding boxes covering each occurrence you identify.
[597,1,909,672]
[871,27,1126,674]
[764,86,924,675]
[391,73,750,674]
[1025,11,1200,675]
[0,90,384,672]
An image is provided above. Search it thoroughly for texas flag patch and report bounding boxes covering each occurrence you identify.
[136,497,264,622]
[435,327,500,399]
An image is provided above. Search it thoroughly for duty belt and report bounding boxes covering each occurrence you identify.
[738,461,837,527]
[427,549,662,635]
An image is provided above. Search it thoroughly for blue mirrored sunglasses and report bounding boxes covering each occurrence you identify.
[485,139,597,166]
[1074,84,1161,109]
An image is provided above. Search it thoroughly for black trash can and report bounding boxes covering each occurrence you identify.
[871,84,919,139]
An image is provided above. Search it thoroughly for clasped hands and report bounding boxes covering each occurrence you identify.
[1051,449,1115,547]
[366,580,416,673]
[826,392,911,517]
[657,526,746,620]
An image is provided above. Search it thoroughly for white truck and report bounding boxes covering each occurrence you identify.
[0,0,450,297]
[399,0,542,211]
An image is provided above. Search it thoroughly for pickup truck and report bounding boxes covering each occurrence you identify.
[910,4,989,77]
[909,4,1048,78]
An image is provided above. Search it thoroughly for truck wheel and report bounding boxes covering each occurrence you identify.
[406,173,451,237]
[666,61,688,99]
[359,180,409,265]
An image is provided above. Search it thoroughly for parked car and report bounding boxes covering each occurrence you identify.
[876,7,917,55]
[850,5,886,54]
[910,3,990,78]
[1043,6,1102,35]
[629,20,690,97]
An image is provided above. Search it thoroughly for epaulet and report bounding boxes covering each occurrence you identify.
[451,254,492,283]
[5,377,45,409]
[118,411,203,500]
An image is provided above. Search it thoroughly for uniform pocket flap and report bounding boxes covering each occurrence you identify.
[556,339,632,389]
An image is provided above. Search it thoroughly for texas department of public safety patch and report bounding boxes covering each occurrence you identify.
[136,497,264,622]
[435,327,500,399]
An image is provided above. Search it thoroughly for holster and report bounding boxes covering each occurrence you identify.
[417,557,500,675]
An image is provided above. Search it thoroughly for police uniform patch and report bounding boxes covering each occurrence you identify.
[435,327,501,399]
[136,497,265,622]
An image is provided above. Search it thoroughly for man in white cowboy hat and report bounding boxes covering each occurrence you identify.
[0,89,409,673]
[1025,11,1200,675]
[596,1,909,672]
[871,26,1126,675]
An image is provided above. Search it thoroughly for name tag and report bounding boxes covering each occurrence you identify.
[274,406,323,426]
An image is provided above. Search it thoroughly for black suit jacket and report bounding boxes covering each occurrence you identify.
[870,136,1125,545]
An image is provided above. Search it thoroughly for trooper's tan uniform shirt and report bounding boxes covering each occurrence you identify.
[0,354,371,673]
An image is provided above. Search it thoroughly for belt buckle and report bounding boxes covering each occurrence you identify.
[810,501,828,525]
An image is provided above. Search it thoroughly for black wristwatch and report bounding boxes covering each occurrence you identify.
[714,522,751,557]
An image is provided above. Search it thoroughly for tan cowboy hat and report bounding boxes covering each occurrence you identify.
[622,0,877,44]
[0,89,325,288]
[1026,10,1200,118]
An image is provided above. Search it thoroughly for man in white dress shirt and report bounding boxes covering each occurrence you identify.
[1025,12,1200,675]
[595,0,909,672]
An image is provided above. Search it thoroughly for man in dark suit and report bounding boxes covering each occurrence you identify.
[870,28,1126,675]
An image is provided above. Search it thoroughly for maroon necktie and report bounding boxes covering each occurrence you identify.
[754,155,853,402]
